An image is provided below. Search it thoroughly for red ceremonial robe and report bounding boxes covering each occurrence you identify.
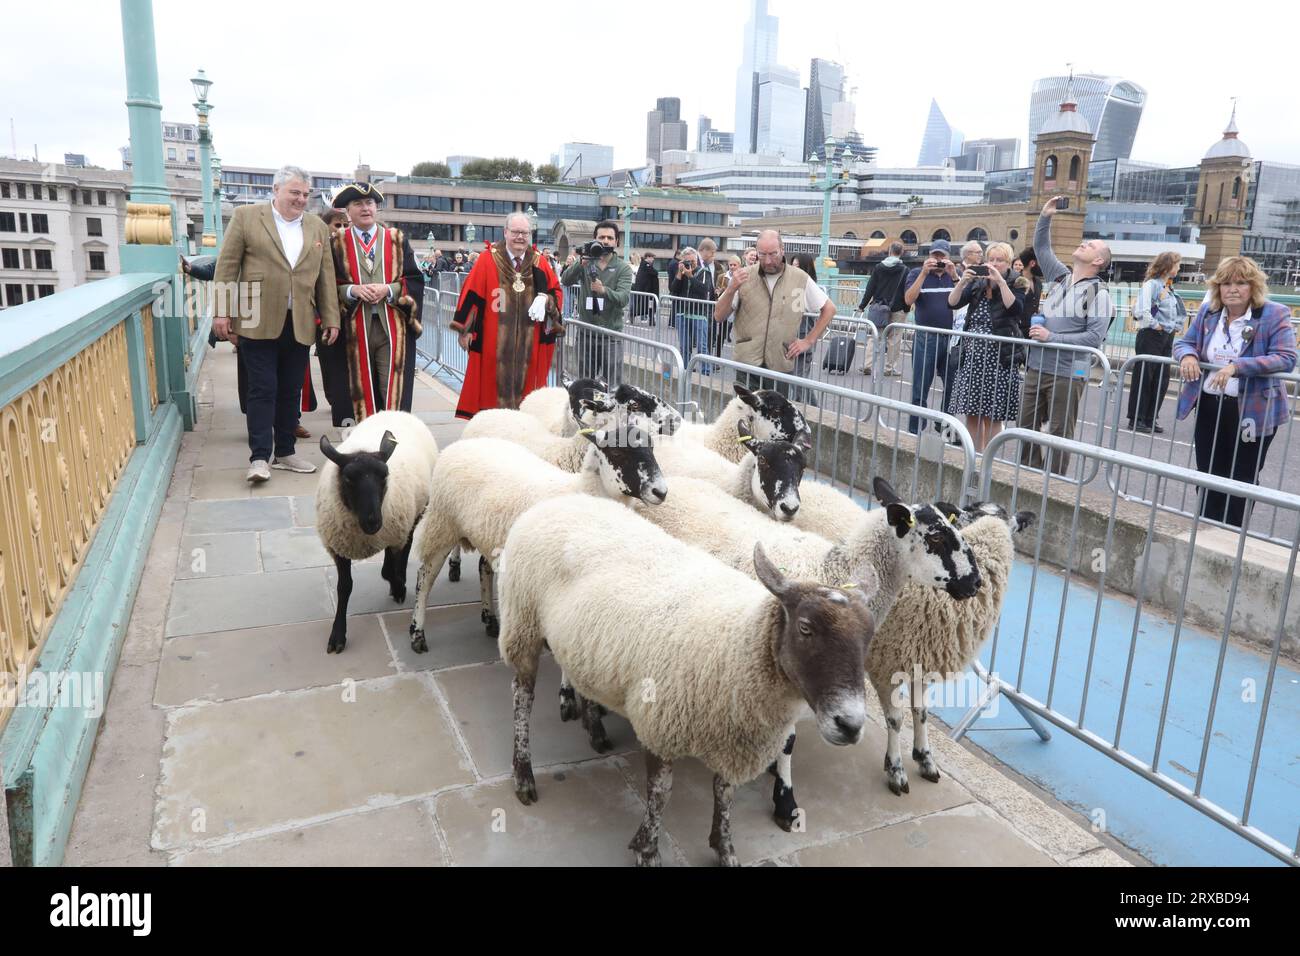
[451,242,563,419]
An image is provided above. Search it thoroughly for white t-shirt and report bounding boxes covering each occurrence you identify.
[1203,310,1247,398]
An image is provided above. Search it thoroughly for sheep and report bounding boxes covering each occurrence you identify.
[315,411,439,654]
[407,426,668,651]
[459,395,646,473]
[521,378,683,438]
[518,376,609,437]
[676,383,811,463]
[579,473,981,829]
[652,420,805,520]
[861,501,1035,797]
[498,494,875,867]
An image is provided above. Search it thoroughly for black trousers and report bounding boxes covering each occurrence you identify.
[240,315,311,462]
[735,366,790,398]
[1127,327,1174,426]
[1193,392,1275,528]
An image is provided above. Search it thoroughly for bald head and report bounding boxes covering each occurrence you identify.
[755,229,785,275]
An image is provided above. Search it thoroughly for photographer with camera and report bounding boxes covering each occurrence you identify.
[670,245,716,373]
[1013,196,1113,473]
[561,219,634,385]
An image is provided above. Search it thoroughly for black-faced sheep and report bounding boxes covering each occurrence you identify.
[676,383,811,462]
[315,411,438,654]
[499,494,875,867]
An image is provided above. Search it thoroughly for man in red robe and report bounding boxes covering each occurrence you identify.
[450,211,563,418]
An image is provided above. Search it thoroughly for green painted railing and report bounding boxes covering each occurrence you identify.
[0,271,205,865]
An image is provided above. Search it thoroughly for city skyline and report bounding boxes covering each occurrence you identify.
[2,0,1296,178]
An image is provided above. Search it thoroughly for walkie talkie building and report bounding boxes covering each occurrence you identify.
[1027,74,1146,166]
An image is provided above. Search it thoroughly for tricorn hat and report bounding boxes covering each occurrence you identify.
[332,181,385,208]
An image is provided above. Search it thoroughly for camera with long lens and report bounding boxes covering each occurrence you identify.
[579,239,608,282]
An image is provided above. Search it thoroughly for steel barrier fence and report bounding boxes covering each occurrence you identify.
[949,428,1300,866]
[680,352,977,511]
[1106,354,1300,547]
[874,323,1112,485]
[551,318,685,408]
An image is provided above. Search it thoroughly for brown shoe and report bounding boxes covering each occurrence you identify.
[295,424,311,439]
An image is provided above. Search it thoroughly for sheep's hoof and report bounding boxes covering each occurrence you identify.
[390,584,407,604]
[448,561,461,583]
[327,630,346,654]
[514,773,537,806]
[912,748,941,783]
[884,755,910,795]
[629,826,661,867]
[588,727,614,754]
[771,783,799,832]
[558,692,580,723]
[632,849,662,868]
[484,615,500,639]
[715,848,740,867]
[409,627,428,654]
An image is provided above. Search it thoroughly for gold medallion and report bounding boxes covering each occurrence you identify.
[512,274,526,293]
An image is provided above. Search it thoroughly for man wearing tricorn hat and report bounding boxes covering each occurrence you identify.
[323,181,425,422]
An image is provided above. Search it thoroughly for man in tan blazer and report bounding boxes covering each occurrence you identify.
[214,165,341,482]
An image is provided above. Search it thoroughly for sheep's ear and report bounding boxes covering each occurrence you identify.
[733,383,759,408]
[885,502,915,538]
[752,543,794,603]
[934,501,961,525]
[736,420,756,453]
[1012,510,1037,534]
[580,396,616,415]
[561,373,573,389]
[320,434,346,467]
[378,431,399,462]
[613,383,642,413]
[872,476,902,506]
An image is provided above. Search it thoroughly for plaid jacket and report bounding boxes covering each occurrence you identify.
[1172,300,1298,435]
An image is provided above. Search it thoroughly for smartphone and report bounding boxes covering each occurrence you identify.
[1055,197,1070,210]
[970,265,989,276]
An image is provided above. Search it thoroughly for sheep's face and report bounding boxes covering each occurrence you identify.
[739,422,804,520]
[565,377,610,425]
[754,544,871,747]
[321,431,397,537]
[581,425,668,505]
[734,383,812,450]
[614,383,683,436]
[874,478,981,600]
[937,500,1036,536]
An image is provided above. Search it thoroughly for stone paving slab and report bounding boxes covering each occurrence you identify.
[433,760,652,867]
[156,616,396,706]
[290,495,316,527]
[153,674,474,850]
[619,714,974,868]
[171,801,446,867]
[328,559,480,615]
[185,497,293,535]
[166,567,331,637]
[780,802,1057,867]
[435,657,638,779]
[260,525,333,572]
[381,603,501,672]
[175,532,260,580]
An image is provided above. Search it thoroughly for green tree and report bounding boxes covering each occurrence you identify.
[536,163,560,184]
[411,161,451,178]
[459,157,537,182]
[906,195,924,206]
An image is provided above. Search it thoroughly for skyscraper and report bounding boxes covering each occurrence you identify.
[702,129,735,153]
[646,97,688,164]
[698,116,713,151]
[954,138,1020,171]
[734,0,779,153]
[917,99,963,166]
[803,58,845,160]
[1027,75,1146,165]
[755,66,805,160]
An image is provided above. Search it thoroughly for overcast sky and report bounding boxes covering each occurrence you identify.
[3,0,1297,177]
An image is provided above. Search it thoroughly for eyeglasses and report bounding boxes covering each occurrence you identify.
[506,229,531,237]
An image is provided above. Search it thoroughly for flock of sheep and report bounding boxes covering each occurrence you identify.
[313,379,1031,867]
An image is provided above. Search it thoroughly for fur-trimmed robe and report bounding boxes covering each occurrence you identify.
[451,242,563,420]
[320,223,425,424]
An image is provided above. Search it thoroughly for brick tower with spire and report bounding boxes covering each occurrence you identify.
[1196,102,1253,275]
[1026,73,1095,258]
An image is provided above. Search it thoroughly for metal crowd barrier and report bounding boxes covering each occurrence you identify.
[680,353,977,511]
[875,322,1112,485]
[1107,354,1300,547]
[551,318,684,408]
[949,428,1300,867]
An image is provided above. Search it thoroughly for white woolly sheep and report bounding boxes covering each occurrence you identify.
[407,428,668,651]
[499,494,874,867]
[315,410,439,654]
[676,383,811,463]
[518,376,609,437]
[651,420,804,520]
[861,501,1035,796]
[593,474,982,829]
